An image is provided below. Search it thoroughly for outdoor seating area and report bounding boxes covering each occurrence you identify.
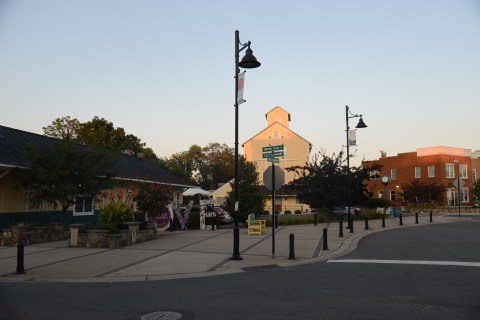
[247,213,266,235]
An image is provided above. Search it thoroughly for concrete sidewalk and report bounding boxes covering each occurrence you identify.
[0,214,466,283]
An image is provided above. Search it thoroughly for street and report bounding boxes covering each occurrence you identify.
[1,219,479,320]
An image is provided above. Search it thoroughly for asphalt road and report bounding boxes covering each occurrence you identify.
[1,219,479,320]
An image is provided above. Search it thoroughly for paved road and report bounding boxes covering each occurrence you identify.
[1,219,479,320]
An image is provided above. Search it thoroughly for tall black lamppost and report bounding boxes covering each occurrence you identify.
[231,30,261,260]
[454,159,461,217]
[345,105,367,233]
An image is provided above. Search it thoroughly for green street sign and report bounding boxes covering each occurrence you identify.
[266,157,279,163]
[262,144,284,152]
[263,151,284,158]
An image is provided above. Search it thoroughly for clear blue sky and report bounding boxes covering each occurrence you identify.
[1,0,479,165]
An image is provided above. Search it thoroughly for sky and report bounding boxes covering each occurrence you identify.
[1,0,479,166]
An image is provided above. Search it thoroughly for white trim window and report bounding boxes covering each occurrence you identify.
[414,167,421,179]
[461,188,469,203]
[446,164,455,178]
[428,165,435,178]
[460,165,468,179]
[390,190,396,201]
[473,168,477,181]
[378,190,384,199]
[390,168,397,180]
[74,196,94,216]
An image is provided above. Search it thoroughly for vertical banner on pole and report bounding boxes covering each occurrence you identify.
[348,130,357,146]
[237,71,246,104]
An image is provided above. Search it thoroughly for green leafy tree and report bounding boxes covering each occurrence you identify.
[13,142,114,212]
[285,150,379,210]
[472,179,480,206]
[225,156,265,223]
[42,116,81,142]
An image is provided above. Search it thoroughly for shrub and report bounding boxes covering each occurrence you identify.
[98,191,134,232]
[364,198,391,209]
[294,210,302,214]
[284,210,292,215]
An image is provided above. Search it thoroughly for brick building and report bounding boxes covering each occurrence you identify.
[363,146,480,207]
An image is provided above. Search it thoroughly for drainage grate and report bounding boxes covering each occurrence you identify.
[140,311,183,320]
[241,264,279,272]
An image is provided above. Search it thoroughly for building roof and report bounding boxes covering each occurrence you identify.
[242,121,312,151]
[0,125,194,188]
[265,105,291,121]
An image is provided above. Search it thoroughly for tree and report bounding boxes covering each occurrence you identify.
[285,150,379,210]
[42,116,81,142]
[13,142,114,212]
[225,156,265,222]
[401,180,445,205]
[473,179,480,206]
[134,183,174,219]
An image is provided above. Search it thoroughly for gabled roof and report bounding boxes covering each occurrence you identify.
[265,105,291,121]
[0,125,194,188]
[242,121,312,150]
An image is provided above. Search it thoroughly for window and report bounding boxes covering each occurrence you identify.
[390,169,397,180]
[370,170,380,180]
[461,188,469,203]
[390,190,396,201]
[428,165,435,178]
[378,190,383,199]
[460,165,468,179]
[273,130,280,139]
[295,197,302,204]
[74,196,94,216]
[473,168,477,181]
[446,164,455,178]
[414,167,421,178]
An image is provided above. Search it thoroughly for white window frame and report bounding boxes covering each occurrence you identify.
[414,167,421,179]
[460,165,468,179]
[370,170,380,180]
[73,195,94,216]
[473,168,477,181]
[378,190,384,199]
[390,168,397,180]
[428,165,435,178]
[461,188,469,203]
[446,164,455,178]
[390,190,396,201]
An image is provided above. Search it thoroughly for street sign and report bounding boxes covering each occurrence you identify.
[262,151,284,158]
[262,145,284,152]
[263,166,285,190]
[266,157,279,163]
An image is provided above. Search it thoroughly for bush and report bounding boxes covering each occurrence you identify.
[284,210,292,215]
[294,210,302,214]
[99,201,134,232]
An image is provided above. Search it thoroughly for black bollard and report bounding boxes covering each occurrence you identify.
[349,216,354,233]
[322,228,329,250]
[382,214,385,228]
[169,219,174,232]
[314,212,318,226]
[415,212,419,224]
[430,210,433,223]
[399,213,403,226]
[365,217,369,230]
[288,234,296,260]
[15,239,25,275]
[339,220,343,237]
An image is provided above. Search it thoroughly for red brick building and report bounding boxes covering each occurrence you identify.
[363,147,480,207]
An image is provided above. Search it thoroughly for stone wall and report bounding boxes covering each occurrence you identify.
[70,222,157,248]
[0,223,67,246]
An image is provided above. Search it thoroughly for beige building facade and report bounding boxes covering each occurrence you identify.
[213,106,312,213]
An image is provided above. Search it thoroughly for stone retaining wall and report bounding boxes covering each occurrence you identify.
[0,223,67,246]
[70,222,157,248]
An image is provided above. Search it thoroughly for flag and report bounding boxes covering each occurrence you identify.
[237,71,246,104]
[348,130,357,146]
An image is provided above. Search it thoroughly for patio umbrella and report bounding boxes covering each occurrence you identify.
[182,188,212,197]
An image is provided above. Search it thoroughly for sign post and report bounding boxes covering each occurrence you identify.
[262,144,285,258]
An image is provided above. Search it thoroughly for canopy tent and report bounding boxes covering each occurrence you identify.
[182,188,212,197]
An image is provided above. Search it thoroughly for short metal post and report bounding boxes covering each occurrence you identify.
[430,209,433,223]
[288,234,296,260]
[399,213,403,226]
[15,238,25,275]
[339,220,343,237]
[314,212,318,226]
[364,217,369,230]
[349,216,354,233]
[322,228,329,250]
[415,212,419,224]
[382,214,385,228]
[169,219,174,232]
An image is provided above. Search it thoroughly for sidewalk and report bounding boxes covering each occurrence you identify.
[0,214,466,283]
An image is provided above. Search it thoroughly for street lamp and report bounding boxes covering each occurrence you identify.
[345,105,367,233]
[453,159,461,217]
[231,30,261,260]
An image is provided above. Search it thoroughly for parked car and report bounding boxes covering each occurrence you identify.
[332,206,361,220]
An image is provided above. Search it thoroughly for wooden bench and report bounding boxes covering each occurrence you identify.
[247,214,266,235]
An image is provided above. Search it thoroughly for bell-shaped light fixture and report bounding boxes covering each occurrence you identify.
[239,46,261,69]
[355,117,367,128]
